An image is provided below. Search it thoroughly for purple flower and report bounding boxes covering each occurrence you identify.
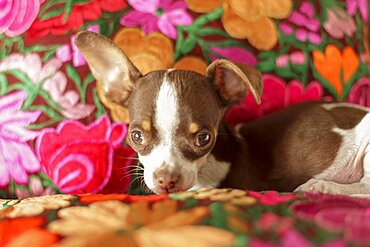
[280,1,322,45]
[346,0,368,22]
[0,91,42,187]
[120,0,192,39]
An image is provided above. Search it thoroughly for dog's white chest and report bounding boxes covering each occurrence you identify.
[315,106,370,184]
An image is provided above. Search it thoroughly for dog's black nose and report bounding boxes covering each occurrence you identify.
[157,177,177,191]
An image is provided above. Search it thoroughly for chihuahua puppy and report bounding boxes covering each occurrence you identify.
[76,31,370,195]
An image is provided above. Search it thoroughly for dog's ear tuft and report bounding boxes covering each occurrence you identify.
[206,59,263,105]
[75,31,141,106]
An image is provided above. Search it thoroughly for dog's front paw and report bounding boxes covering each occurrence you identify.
[294,179,338,194]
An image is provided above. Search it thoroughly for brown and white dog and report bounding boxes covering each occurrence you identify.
[75,31,370,195]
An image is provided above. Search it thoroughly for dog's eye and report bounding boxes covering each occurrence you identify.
[131,131,144,145]
[195,133,211,147]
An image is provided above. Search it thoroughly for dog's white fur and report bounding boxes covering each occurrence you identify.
[296,103,370,194]
[139,70,197,193]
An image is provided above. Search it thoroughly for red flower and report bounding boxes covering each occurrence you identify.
[248,191,299,205]
[27,0,127,40]
[225,74,326,125]
[291,193,370,245]
[36,115,136,194]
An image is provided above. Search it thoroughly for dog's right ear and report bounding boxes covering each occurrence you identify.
[75,31,141,106]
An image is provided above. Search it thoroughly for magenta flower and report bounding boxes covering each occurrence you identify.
[0,0,42,37]
[209,46,257,67]
[225,75,328,125]
[0,91,42,187]
[280,1,321,45]
[347,77,370,107]
[346,0,368,22]
[120,0,192,39]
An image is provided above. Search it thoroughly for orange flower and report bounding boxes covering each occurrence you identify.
[49,200,235,247]
[0,217,58,247]
[78,194,129,203]
[313,45,359,98]
[186,0,292,50]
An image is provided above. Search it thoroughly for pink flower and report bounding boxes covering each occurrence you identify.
[324,9,356,39]
[257,212,294,235]
[276,51,306,68]
[347,77,370,107]
[56,25,99,67]
[292,193,370,245]
[15,176,55,198]
[250,230,312,247]
[280,1,321,45]
[225,75,326,125]
[0,0,41,37]
[120,0,192,39]
[36,116,136,194]
[248,191,299,205]
[346,0,368,22]
[0,53,95,119]
[0,91,42,186]
[209,46,257,67]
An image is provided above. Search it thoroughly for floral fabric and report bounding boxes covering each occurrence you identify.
[0,0,369,198]
[1,190,370,246]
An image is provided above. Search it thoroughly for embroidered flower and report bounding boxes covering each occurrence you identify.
[56,25,99,67]
[291,193,370,245]
[0,217,59,247]
[27,0,127,40]
[0,91,41,187]
[225,75,326,125]
[36,116,136,194]
[324,8,356,39]
[0,194,75,218]
[248,191,299,205]
[347,77,370,107]
[346,0,368,22]
[48,200,235,246]
[209,46,257,67]
[313,45,359,99]
[0,0,42,37]
[120,0,193,39]
[186,0,292,50]
[280,1,322,45]
[0,53,95,119]
[15,176,56,199]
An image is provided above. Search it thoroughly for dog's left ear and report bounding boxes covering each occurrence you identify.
[206,59,263,105]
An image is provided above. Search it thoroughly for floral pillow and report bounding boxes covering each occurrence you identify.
[0,0,368,198]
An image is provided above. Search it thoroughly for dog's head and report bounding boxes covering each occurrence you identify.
[75,31,262,194]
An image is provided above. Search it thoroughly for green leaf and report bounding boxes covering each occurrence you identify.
[174,28,184,60]
[62,0,74,23]
[39,0,66,17]
[81,73,96,103]
[42,49,58,62]
[0,74,8,96]
[21,44,60,53]
[192,7,223,27]
[93,87,106,118]
[66,64,82,90]
[40,7,65,21]
[180,34,197,54]
[195,27,229,37]
[29,105,64,120]
[5,69,34,86]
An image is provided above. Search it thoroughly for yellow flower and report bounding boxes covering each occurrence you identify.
[186,0,292,50]
[175,188,257,206]
[49,199,235,247]
[0,194,75,218]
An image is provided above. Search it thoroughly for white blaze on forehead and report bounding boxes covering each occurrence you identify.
[155,70,179,146]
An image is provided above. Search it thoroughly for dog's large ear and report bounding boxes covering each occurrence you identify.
[75,31,141,106]
[206,59,263,105]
